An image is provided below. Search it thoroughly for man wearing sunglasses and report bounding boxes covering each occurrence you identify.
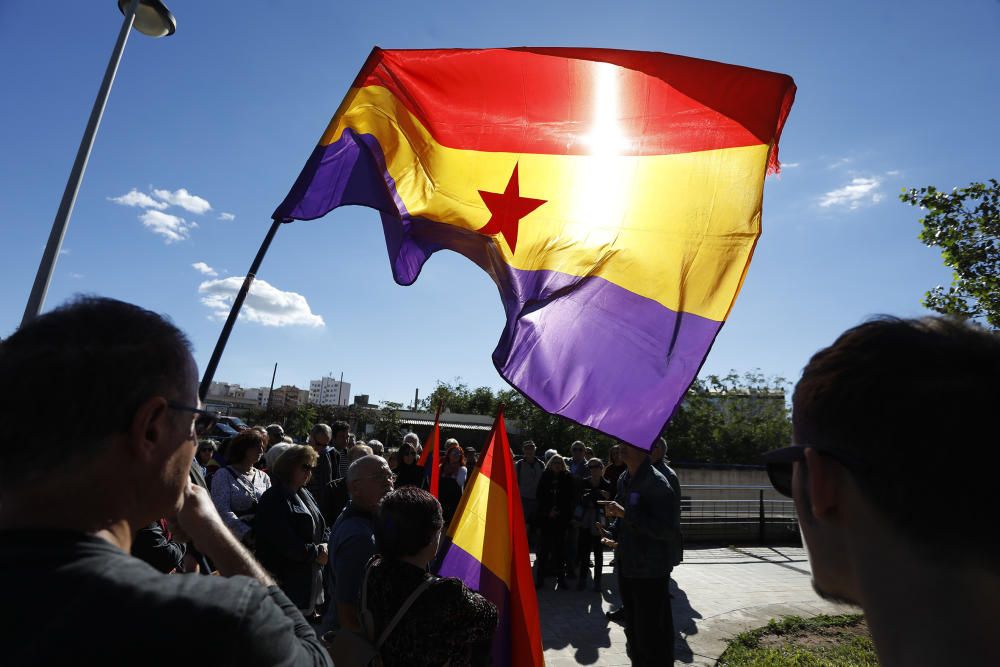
[763,316,1000,667]
[0,297,330,665]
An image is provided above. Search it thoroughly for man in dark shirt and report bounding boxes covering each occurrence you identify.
[319,455,394,636]
[601,444,680,666]
[0,297,329,666]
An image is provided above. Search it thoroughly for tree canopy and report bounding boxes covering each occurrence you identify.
[901,179,999,329]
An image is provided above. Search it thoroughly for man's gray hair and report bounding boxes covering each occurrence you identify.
[402,432,420,447]
[310,423,332,439]
[347,454,388,485]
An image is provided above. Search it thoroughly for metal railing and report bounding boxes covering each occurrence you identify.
[680,484,800,544]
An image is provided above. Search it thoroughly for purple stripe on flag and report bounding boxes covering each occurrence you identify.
[273,131,724,448]
[436,540,511,667]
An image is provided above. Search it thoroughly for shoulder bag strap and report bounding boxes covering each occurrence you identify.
[373,575,438,650]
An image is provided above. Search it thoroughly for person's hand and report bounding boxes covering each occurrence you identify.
[600,490,611,499]
[598,500,625,519]
[316,543,329,566]
[596,523,612,538]
[182,551,201,574]
[176,483,227,549]
[600,537,619,550]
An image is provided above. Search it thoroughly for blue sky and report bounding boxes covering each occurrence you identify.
[1,1,997,407]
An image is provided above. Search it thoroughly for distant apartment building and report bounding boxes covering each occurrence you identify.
[309,376,351,407]
[270,385,311,409]
[206,382,270,407]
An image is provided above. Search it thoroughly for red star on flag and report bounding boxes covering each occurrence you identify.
[477,163,546,254]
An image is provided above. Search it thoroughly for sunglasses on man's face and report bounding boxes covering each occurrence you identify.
[761,445,868,498]
[167,401,218,436]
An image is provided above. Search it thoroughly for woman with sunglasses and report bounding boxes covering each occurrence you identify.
[394,443,424,488]
[254,445,330,618]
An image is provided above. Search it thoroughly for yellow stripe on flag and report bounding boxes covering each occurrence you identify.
[320,85,768,322]
[449,472,513,589]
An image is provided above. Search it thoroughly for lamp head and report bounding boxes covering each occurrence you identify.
[118,0,176,37]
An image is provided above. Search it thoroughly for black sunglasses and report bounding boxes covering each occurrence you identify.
[761,445,869,498]
[167,401,218,436]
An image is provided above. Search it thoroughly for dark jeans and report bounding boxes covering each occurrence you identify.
[619,573,673,666]
[576,529,604,584]
[535,522,567,582]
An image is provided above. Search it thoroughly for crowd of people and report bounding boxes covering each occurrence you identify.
[3,296,996,667]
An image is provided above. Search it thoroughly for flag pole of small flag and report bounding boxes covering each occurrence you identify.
[273,47,796,450]
[433,405,543,667]
[417,400,442,497]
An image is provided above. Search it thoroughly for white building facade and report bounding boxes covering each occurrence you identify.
[309,376,351,406]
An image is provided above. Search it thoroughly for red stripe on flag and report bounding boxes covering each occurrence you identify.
[353,47,795,164]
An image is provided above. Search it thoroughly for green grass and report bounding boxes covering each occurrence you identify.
[717,614,879,666]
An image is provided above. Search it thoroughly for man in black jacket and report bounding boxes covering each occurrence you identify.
[0,297,330,666]
[601,444,680,666]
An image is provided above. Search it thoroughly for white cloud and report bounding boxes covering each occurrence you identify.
[886,169,901,176]
[199,277,325,328]
[69,273,84,280]
[109,188,168,210]
[152,188,212,214]
[192,261,218,277]
[140,210,196,243]
[781,162,800,169]
[819,177,884,210]
[218,212,235,221]
[828,157,852,169]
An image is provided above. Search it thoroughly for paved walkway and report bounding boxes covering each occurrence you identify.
[538,545,859,666]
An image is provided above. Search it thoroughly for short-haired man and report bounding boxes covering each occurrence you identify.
[306,423,336,516]
[764,316,1000,666]
[323,455,395,634]
[331,421,352,479]
[601,443,680,666]
[568,440,589,478]
[0,297,329,665]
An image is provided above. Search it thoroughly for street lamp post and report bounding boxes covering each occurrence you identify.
[20,0,176,327]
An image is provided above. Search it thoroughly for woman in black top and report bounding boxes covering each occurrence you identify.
[366,487,498,667]
[534,455,576,589]
[394,442,425,488]
[255,445,330,616]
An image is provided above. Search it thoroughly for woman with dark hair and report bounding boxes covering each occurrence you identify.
[365,487,497,666]
[210,430,271,544]
[394,442,424,488]
[438,443,467,524]
[534,455,575,589]
[255,445,329,617]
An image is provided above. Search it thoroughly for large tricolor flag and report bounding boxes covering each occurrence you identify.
[273,47,796,448]
[434,407,542,667]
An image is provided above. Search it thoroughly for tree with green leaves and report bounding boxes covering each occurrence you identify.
[663,371,791,464]
[901,179,999,329]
